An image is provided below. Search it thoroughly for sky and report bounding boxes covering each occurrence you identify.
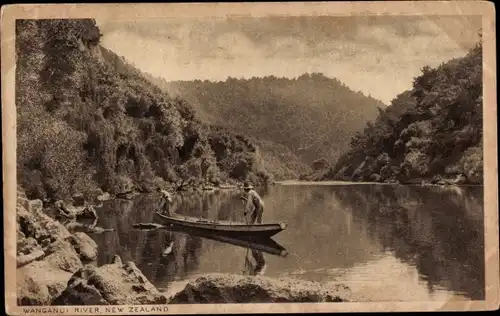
[96,15,481,104]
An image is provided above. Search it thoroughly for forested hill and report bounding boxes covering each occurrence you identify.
[16,19,269,201]
[320,41,483,184]
[145,74,386,169]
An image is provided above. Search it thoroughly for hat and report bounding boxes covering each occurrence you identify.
[160,189,173,202]
[243,181,254,189]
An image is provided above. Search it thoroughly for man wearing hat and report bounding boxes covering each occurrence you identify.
[157,188,174,216]
[242,181,264,224]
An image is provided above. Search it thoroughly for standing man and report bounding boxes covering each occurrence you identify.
[242,181,264,224]
[157,188,174,216]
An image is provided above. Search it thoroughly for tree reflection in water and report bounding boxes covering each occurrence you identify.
[332,184,484,300]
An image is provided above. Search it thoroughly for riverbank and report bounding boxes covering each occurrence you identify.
[276,178,483,187]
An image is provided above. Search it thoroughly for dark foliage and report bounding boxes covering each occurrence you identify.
[143,72,385,178]
[16,19,268,200]
[322,40,483,184]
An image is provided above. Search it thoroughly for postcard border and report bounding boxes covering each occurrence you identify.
[2,1,498,314]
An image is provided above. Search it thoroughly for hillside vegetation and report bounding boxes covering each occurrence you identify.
[320,41,483,184]
[16,19,269,201]
[145,73,385,177]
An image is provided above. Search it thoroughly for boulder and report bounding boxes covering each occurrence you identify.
[68,232,98,262]
[53,256,167,305]
[18,198,72,244]
[17,250,45,268]
[17,237,41,256]
[16,190,93,306]
[169,273,351,303]
[43,239,83,273]
[17,261,73,306]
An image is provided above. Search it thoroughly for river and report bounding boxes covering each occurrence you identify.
[90,183,484,302]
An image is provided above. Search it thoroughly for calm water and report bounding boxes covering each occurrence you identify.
[90,184,484,302]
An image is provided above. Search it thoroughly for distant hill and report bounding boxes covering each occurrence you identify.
[319,40,483,184]
[16,19,269,201]
[144,73,386,178]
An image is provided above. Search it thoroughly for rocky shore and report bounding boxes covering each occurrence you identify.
[16,187,97,305]
[16,186,351,306]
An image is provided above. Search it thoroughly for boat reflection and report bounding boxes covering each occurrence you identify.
[137,224,288,258]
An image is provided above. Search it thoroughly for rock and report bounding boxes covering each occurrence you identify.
[88,227,115,234]
[369,173,382,182]
[17,205,51,243]
[75,205,98,220]
[17,250,45,268]
[43,239,83,273]
[52,266,109,306]
[53,256,167,305]
[17,237,41,256]
[72,193,86,207]
[420,179,432,186]
[64,221,114,234]
[16,189,95,306]
[68,232,98,262]
[453,174,467,185]
[112,255,122,265]
[97,192,113,201]
[28,199,44,213]
[17,261,73,306]
[169,273,351,303]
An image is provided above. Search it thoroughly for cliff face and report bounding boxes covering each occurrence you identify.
[16,19,268,201]
[321,42,483,184]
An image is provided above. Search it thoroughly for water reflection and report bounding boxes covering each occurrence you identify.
[90,184,484,301]
[244,249,266,276]
[331,185,484,300]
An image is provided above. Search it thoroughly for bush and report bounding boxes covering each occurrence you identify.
[325,37,483,183]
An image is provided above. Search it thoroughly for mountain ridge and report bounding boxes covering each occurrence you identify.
[141,72,386,178]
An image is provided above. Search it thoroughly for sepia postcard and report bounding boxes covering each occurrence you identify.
[2,1,498,314]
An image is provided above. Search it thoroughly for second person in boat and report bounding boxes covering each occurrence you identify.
[241,181,264,224]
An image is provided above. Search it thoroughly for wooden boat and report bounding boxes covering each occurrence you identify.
[164,225,288,257]
[154,212,286,239]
